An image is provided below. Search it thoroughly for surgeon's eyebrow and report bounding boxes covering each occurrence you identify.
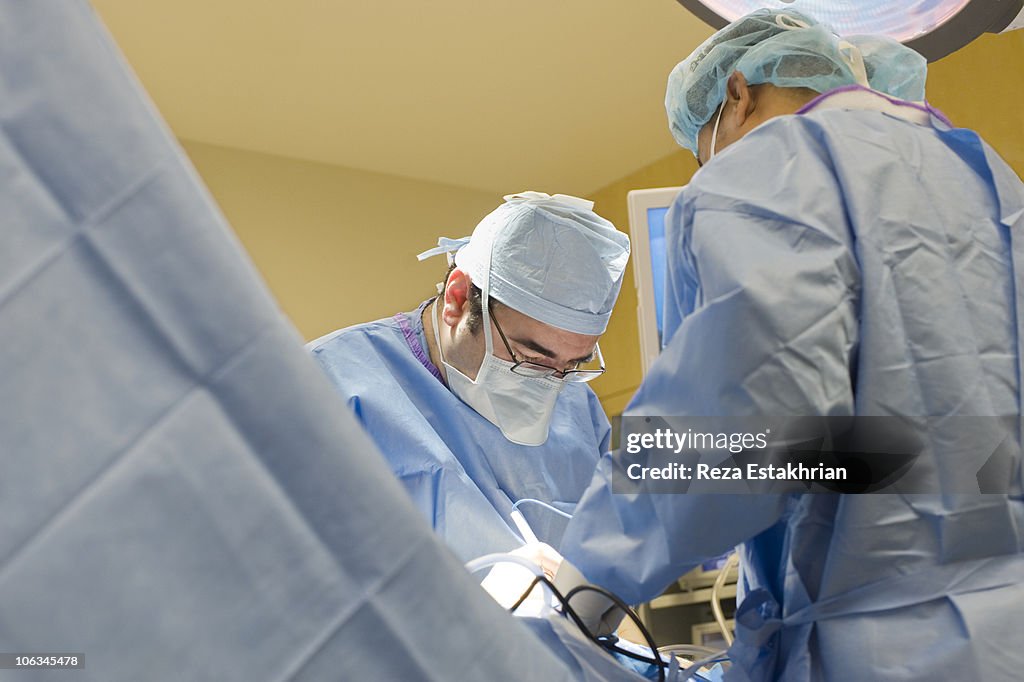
[512,336,595,365]
[511,336,556,359]
[571,350,597,365]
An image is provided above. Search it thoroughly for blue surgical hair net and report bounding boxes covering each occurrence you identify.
[848,34,927,102]
[666,8,928,154]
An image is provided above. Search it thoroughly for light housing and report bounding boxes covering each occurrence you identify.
[675,0,1024,61]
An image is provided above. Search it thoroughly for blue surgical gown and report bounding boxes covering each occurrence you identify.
[0,2,602,680]
[309,300,612,561]
[561,92,1024,681]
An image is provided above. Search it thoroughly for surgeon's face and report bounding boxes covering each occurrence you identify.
[476,301,600,379]
[439,270,599,381]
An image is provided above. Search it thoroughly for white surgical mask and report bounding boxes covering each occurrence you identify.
[431,262,565,447]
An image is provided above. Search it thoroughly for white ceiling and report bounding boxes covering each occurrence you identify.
[90,0,712,196]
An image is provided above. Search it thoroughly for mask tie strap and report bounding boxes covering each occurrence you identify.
[416,236,471,265]
[837,39,870,88]
[709,96,728,161]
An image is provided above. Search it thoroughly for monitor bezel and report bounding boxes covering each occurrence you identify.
[626,186,683,374]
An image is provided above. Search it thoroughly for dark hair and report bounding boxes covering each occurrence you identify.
[441,263,484,334]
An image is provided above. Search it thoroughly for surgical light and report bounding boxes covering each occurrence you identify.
[675,0,1024,60]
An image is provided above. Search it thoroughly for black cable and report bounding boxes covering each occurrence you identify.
[564,584,666,682]
[509,577,665,679]
[507,575,729,682]
[539,574,593,635]
[508,575,543,612]
[603,640,666,667]
[505,573,593,637]
[605,640,689,680]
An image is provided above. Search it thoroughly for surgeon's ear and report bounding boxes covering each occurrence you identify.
[441,268,471,327]
[726,71,756,127]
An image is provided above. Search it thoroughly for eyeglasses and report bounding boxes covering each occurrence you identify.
[489,305,606,383]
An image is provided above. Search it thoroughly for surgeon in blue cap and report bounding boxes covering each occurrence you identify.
[309,192,630,562]
[558,9,1024,681]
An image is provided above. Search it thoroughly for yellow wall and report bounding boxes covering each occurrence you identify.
[927,31,1024,174]
[586,152,697,416]
[184,30,1024,417]
[182,140,500,342]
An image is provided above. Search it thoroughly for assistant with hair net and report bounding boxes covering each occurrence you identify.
[559,8,1024,681]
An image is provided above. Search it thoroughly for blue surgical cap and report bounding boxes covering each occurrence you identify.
[847,34,927,102]
[419,192,630,335]
[666,9,928,154]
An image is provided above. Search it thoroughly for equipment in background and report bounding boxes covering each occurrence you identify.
[673,0,1024,61]
[626,190,739,649]
[637,553,738,648]
[690,621,734,651]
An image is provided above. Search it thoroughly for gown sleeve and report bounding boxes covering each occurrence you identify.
[561,120,862,604]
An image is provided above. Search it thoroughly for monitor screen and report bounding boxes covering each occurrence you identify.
[627,187,683,374]
[646,205,669,342]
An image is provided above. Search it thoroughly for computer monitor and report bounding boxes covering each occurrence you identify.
[626,186,683,373]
